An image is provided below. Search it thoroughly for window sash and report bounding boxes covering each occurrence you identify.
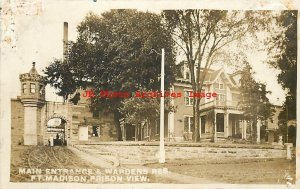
[30,83,36,93]
[217,94,226,101]
[184,91,193,105]
[184,116,194,133]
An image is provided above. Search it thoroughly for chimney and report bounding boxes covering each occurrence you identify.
[63,22,68,60]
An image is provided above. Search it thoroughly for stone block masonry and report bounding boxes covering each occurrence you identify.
[75,143,287,165]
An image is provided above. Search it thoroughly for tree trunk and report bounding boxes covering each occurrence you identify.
[194,98,201,142]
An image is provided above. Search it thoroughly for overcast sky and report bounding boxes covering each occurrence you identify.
[1,0,289,106]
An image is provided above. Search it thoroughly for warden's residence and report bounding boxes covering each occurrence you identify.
[166,64,251,142]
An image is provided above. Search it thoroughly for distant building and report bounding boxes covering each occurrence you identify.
[265,105,282,143]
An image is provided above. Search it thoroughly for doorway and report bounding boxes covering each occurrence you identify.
[47,118,67,146]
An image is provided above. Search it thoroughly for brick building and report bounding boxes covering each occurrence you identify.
[166,65,250,142]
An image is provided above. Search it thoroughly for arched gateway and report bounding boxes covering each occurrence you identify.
[45,115,69,146]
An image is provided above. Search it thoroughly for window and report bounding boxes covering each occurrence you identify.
[30,83,36,93]
[92,126,100,137]
[217,94,226,101]
[183,116,194,133]
[184,91,193,106]
[219,83,224,90]
[22,83,27,93]
[214,80,224,90]
[218,79,224,90]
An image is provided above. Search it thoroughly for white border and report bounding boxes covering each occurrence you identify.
[0,0,299,189]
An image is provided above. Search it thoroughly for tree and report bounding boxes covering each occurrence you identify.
[118,93,174,134]
[44,10,176,140]
[44,59,78,101]
[266,10,297,144]
[238,63,275,142]
[119,97,160,126]
[162,10,269,142]
[267,10,297,121]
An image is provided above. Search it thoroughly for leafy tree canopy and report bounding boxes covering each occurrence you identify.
[267,10,297,120]
[239,62,275,122]
[44,9,177,140]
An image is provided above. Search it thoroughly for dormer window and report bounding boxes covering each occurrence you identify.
[22,83,27,93]
[30,83,36,93]
[216,79,224,90]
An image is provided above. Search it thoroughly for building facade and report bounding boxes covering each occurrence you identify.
[166,66,251,142]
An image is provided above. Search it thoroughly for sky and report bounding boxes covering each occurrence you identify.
[1,0,288,106]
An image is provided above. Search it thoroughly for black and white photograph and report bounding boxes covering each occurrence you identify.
[0,0,298,188]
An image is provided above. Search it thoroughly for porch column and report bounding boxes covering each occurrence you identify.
[199,116,201,139]
[121,125,125,141]
[241,120,245,139]
[257,119,261,143]
[243,120,247,139]
[124,126,126,141]
[168,111,175,141]
[214,112,217,141]
[135,125,138,142]
[224,112,229,137]
[234,119,237,136]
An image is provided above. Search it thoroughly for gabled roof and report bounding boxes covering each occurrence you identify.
[202,68,222,83]
[176,67,240,88]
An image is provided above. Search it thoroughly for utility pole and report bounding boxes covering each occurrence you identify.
[159,48,166,163]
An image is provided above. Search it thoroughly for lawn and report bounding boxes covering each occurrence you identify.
[146,157,295,184]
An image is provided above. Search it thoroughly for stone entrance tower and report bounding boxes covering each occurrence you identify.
[19,62,45,145]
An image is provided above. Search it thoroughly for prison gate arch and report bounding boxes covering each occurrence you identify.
[46,114,69,124]
[45,114,70,146]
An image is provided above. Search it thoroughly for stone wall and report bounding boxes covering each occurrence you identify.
[75,143,287,165]
[11,98,118,147]
[11,99,24,147]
